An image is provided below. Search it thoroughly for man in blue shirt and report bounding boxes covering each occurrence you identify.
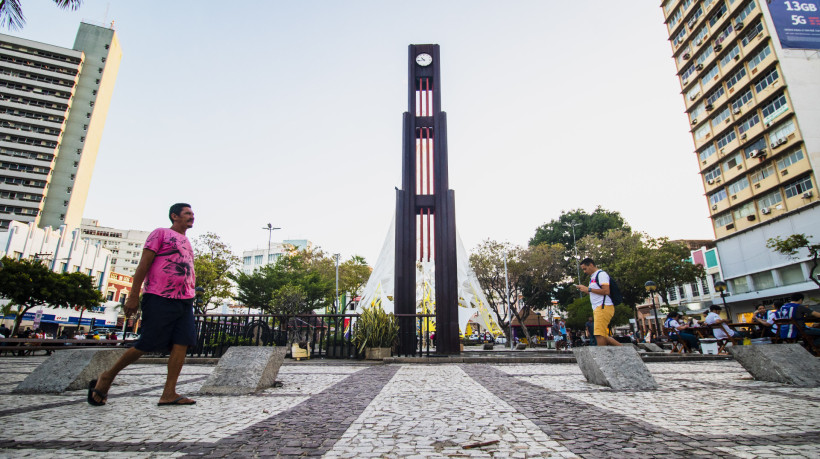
[779,293,820,348]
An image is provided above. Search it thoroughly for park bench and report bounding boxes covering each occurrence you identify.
[0,338,135,356]
[772,319,819,356]
[707,323,743,354]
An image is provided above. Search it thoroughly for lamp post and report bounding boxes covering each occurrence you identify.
[262,223,281,260]
[334,253,341,314]
[563,221,581,298]
[645,281,661,340]
[503,251,513,350]
[714,281,731,320]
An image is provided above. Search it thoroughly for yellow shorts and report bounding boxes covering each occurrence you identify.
[593,305,615,336]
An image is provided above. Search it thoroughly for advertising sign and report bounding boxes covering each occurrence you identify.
[767,1,820,49]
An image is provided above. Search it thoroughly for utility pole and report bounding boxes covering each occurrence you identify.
[504,251,513,350]
[334,253,341,314]
[564,221,581,297]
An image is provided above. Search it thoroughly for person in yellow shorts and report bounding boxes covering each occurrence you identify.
[575,258,622,347]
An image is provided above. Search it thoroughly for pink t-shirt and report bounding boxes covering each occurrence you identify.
[142,228,196,299]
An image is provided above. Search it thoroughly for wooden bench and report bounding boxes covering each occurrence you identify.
[707,323,742,354]
[0,338,136,356]
[773,319,820,356]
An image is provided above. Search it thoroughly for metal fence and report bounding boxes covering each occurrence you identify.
[190,313,436,359]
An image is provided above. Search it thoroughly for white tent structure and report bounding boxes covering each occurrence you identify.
[356,218,502,336]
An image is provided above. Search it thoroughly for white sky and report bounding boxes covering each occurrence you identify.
[11,1,715,265]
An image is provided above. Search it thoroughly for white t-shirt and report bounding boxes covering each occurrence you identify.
[589,269,613,309]
[705,311,734,340]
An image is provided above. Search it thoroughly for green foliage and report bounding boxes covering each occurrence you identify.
[193,232,239,314]
[0,257,102,334]
[204,332,254,349]
[0,0,82,31]
[767,234,820,289]
[338,255,371,311]
[564,295,630,331]
[529,207,630,249]
[352,306,399,352]
[643,237,705,306]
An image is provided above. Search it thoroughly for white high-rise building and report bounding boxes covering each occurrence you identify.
[0,22,121,231]
[80,218,150,276]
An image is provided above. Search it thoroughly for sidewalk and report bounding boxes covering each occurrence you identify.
[0,356,818,458]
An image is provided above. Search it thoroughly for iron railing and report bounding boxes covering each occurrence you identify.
[190,313,437,359]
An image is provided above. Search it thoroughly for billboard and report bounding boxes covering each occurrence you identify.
[766,1,820,50]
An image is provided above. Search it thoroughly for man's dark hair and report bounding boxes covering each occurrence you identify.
[773,300,784,308]
[710,305,721,312]
[790,292,804,302]
[169,203,191,222]
[580,257,595,266]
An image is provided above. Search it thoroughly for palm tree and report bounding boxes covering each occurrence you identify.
[0,0,83,31]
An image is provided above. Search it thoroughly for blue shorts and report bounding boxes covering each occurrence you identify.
[134,294,196,352]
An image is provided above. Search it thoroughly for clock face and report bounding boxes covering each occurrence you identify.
[415,53,432,67]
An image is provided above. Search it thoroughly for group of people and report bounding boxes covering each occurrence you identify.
[664,292,820,352]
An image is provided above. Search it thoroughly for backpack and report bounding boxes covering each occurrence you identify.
[595,271,623,307]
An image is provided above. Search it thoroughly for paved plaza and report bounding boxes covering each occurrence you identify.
[0,356,818,458]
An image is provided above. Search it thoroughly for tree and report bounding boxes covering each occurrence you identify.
[0,257,59,334]
[529,206,630,249]
[767,233,820,289]
[0,0,82,31]
[643,237,705,307]
[338,255,371,312]
[565,295,631,333]
[469,240,522,341]
[577,229,653,309]
[518,243,568,311]
[193,232,239,314]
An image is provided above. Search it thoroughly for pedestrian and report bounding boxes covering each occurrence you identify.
[89,203,198,407]
[575,258,621,346]
[585,316,595,346]
[0,323,10,338]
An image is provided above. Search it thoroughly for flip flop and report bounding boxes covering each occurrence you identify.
[157,396,196,406]
[87,379,107,406]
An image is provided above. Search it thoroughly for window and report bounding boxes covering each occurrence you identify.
[743,137,766,158]
[669,7,683,28]
[710,188,728,205]
[740,20,764,47]
[761,93,787,123]
[254,255,263,264]
[700,144,717,162]
[731,88,753,111]
[752,271,775,290]
[716,129,737,149]
[732,201,756,219]
[754,67,778,93]
[727,177,750,195]
[748,44,771,69]
[690,103,705,122]
[700,65,719,86]
[673,28,688,47]
[726,66,747,90]
[706,85,725,105]
[701,278,711,295]
[681,63,696,82]
[737,112,760,134]
[784,176,813,198]
[695,123,711,140]
[723,152,743,170]
[709,1,728,27]
[715,212,733,227]
[712,107,731,128]
[736,0,757,23]
[688,6,705,29]
[704,166,722,182]
[777,148,804,170]
[243,256,251,265]
[696,45,714,65]
[769,118,795,144]
[686,84,701,101]
[750,163,774,184]
[668,287,678,301]
[690,282,701,297]
[756,189,782,208]
[779,264,805,285]
[720,43,740,68]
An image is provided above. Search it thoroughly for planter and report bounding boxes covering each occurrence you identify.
[483,343,494,350]
[365,347,391,360]
[291,343,310,360]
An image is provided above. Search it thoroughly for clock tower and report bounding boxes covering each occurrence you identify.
[395,44,460,355]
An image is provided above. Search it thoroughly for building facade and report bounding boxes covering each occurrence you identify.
[241,239,311,274]
[0,22,121,231]
[661,0,820,313]
[105,271,132,303]
[80,218,150,276]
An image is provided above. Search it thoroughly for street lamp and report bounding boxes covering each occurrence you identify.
[262,223,281,258]
[645,281,661,340]
[563,221,581,298]
[503,251,513,350]
[714,281,731,320]
[333,253,341,314]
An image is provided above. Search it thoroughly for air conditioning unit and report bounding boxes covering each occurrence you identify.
[715,177,722,183]
[749,149,762,158]
[761,207,771,214]
[707,179,715,185]
[747,215,756,221]
[733,107,741,115]
[735,21,744,30]
[696,38,703,46]
[778,137,787,145]
[715,43,723,51]
[692,118,698,125]
[712,204,718,210]
[706,104,714,111]
[682,79,689,86]
[803,191,814,199]
[689,19,697,29]
[740,133,747,140]
[771,142,780,149]
[683,53,691,60]
[734,54,741,61]
[689,93,698,101]
[696,63,704,71]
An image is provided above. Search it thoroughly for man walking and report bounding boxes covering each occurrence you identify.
[575,258,621,346]
[89,203,197,406]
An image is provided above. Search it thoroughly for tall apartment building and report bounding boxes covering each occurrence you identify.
[80,218,150,276]
[241,239,311,274]
[661,0,820,315]
[0,22,121,231]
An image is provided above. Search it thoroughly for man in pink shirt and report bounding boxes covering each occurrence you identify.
[89,203,197,406]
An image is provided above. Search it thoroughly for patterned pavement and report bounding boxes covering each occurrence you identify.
[0,356,818,458]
